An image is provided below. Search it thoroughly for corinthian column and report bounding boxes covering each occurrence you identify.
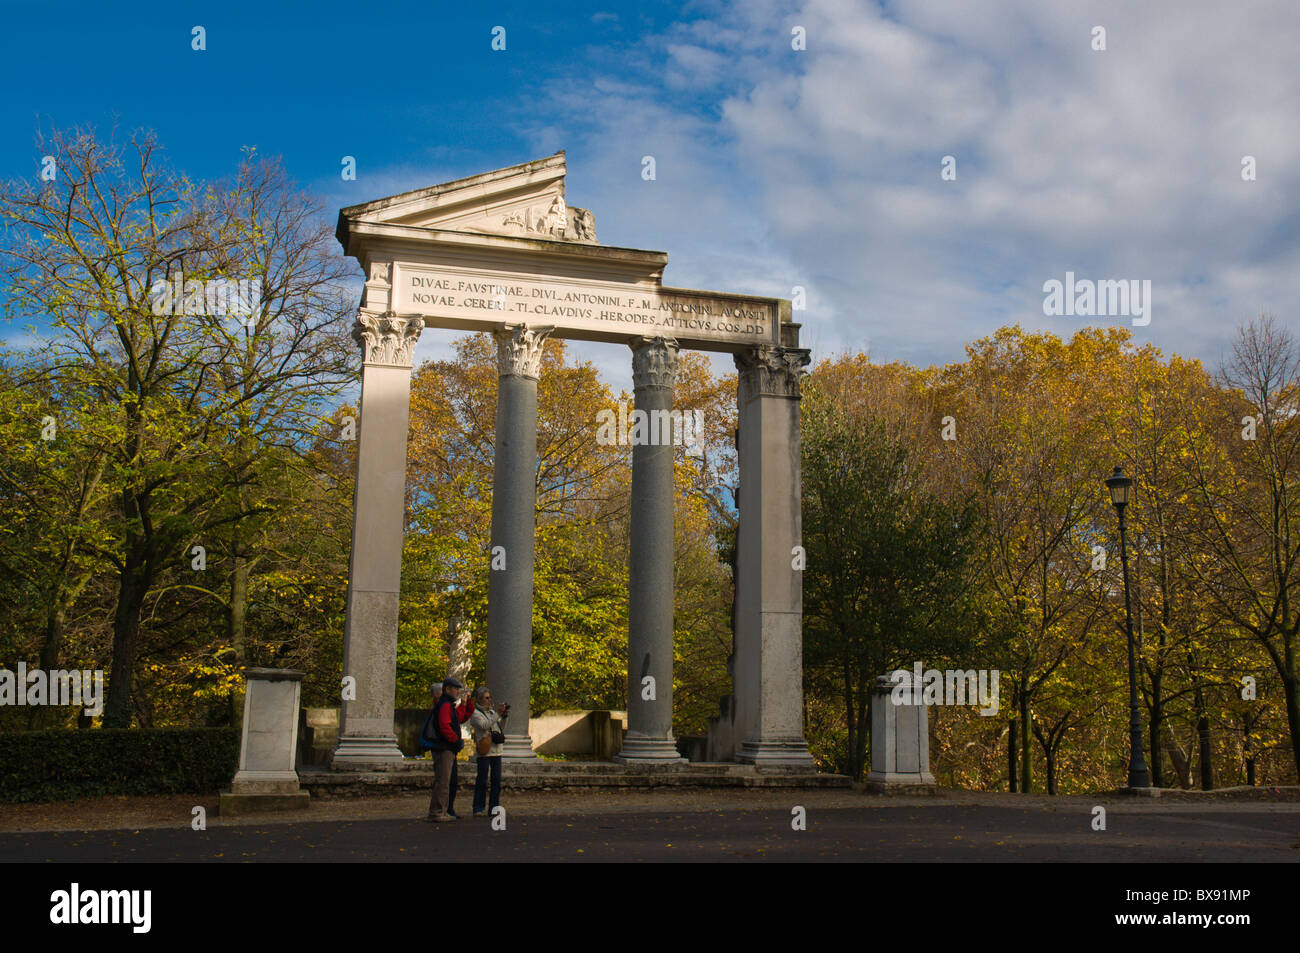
[486,324,552,759]
[331,311,424,766]
[732,341,815,766]
[616,336,686,763]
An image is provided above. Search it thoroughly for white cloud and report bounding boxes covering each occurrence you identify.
[357,0,1300,381]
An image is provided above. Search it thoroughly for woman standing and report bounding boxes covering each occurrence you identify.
[469,686,509,817]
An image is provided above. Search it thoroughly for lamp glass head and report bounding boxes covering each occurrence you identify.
[1105,466,1132,507]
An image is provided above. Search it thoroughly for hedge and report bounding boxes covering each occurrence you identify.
[0,727,241,803]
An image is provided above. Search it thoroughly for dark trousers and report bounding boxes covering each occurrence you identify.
[451,758,459,815]
[428,750,460,818]
[473,756,502,814]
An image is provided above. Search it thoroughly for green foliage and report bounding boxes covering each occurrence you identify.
[0,728,240,802]
[802,366,980,779]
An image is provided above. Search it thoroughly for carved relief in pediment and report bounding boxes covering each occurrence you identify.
[486,196,597,243]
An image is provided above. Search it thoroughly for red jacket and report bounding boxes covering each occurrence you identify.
[436,693,475,745]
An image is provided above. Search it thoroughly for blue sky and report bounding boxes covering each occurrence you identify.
[4,0,1299,388]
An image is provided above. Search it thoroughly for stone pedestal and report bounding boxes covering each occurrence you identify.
[732,336,815,766]
[616,337,685,764]
[221,668,310,814]
[867,674,936,787]
[331,311,422,767]
[486,325,551,759]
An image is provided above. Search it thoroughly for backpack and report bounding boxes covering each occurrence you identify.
[419,695,464,753]
[419,705,440,751]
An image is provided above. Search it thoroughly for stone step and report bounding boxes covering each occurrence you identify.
[298,761,850,798]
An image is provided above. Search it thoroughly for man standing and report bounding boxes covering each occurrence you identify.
[425,676,474,822]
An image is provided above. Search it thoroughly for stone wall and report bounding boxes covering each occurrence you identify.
[297,707,628,763]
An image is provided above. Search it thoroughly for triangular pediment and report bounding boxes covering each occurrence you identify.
[339,151,597,244]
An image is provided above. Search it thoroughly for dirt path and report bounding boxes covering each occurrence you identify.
[2,785,1297,833]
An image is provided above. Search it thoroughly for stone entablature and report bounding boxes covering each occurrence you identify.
[336,152,789,354]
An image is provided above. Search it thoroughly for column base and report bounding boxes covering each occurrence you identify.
[500,734,538,760]
[328,735,405,768]
[735,738,816,768]
[866,770,936,785]
[219,791,311,815]
[230,770,301,796]
[614,734,687,764]
[1120,785,1162,797]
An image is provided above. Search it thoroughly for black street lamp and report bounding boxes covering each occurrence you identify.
[1105,466,1152,790]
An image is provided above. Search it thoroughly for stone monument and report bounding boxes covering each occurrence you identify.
[330,152,815,769]
[220,667,311,814]
[866,673,936,791]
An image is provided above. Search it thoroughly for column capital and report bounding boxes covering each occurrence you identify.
[735,345,811,401]
[495,324,554,379]
[352,311,424,367]
[630,336,679,390]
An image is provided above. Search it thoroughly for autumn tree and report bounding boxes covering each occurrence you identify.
[1181,315,1300,780]
[0,126,356,728]
[802,356,980,779]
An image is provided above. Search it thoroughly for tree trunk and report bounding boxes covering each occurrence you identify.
[1150,499,1168,788]
[34,604,68,727]
[1019,695,1032,793]
[228,553,248,658]
[1188,650,1214,790]
[1008,717,1018,793]
[843,664,856,779]
[1196,714,1214,791]
[1283,671,1300,784]
[38,604,66,673]
[1243,722,1256,786]
[1163,734,1191,789]
[104,539,151,730]
[1148,706,1163,790]
[854,678,869,781]
[226,551,250,726]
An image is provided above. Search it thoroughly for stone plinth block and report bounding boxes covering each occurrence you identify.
[221,668,310,815]
[867,674,935,788]
[218,791,311,815]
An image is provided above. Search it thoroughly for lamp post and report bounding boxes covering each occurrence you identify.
[1105,466,1152,790]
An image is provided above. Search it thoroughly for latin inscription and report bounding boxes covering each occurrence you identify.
[399,271,774,344]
